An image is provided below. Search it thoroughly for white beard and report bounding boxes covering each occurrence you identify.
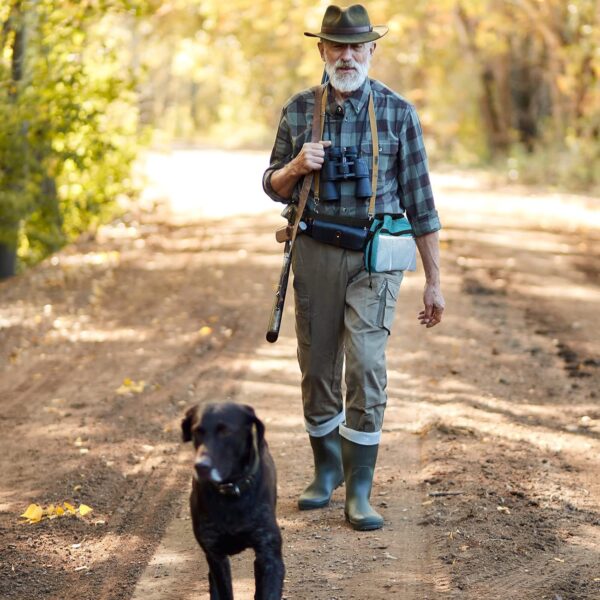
[325,55,371,93]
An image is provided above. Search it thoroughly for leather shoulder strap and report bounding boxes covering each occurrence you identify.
[367,93,379,218]
[290,84,325,245]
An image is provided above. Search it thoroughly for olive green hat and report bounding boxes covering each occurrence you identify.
[304,4,388,44]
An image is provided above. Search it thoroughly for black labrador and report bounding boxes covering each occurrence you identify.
[182,402,284,600]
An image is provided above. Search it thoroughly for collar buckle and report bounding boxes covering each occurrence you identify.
[217,482,241,497]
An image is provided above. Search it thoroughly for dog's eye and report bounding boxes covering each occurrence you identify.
[215,423,229,436]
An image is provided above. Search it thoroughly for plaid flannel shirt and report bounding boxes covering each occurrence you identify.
[263,78,441,237]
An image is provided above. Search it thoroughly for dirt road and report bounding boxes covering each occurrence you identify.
[1,151,599,599]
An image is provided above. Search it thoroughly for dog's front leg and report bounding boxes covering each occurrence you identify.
[206,554,233,600]
[253,537,284,600]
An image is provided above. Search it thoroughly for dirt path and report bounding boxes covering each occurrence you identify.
[1,152,599,600]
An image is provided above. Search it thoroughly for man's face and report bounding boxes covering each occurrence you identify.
[319,41,375,94]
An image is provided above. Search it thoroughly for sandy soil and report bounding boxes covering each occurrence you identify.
[0,152,599,600]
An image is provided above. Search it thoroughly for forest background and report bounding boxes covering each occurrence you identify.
[0,0,598,274]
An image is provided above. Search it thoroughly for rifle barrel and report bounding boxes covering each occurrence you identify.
[266,241,292,343]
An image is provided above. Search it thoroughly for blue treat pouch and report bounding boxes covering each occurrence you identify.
[365,214,417,273]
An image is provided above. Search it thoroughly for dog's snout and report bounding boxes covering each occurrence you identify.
[194,455,213,480]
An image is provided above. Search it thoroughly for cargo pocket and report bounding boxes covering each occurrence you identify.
[294,293,311,347]
[376,276,401,335]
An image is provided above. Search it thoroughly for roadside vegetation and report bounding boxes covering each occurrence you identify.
[1,0,598,275]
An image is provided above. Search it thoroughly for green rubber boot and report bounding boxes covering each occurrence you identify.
[298,429,344,510]
[341,438,383,531]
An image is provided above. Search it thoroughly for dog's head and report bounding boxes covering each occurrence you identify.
[181,402,265,484]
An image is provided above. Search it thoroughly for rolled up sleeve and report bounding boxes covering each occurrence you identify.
[398,107,441,237]
[263,109,294,204]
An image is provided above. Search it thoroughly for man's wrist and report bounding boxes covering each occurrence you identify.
[285,158,303,179]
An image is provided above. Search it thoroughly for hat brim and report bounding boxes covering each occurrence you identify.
[304,25,388,44]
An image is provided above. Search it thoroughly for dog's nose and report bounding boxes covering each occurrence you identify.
[194,455,213,480]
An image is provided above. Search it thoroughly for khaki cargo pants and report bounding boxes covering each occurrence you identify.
[292,234,403,446]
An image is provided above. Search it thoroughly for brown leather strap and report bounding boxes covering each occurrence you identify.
[290,84,325,245]
[367,93,379,218]
[312,87,329,206]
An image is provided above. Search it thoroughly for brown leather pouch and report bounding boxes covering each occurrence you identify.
[275,225,292,243]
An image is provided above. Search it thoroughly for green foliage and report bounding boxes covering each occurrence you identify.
[131,0,599,188]
[1,0,597,273]
[0,0,143,267]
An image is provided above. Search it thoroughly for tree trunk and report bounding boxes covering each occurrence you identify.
[1,2,26,278]
[0,242,17,279]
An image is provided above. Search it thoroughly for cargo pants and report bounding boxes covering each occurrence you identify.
[292,234,403,446]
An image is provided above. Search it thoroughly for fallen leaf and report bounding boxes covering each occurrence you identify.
[63,502,77,514]
[20,504,43,522]
[78,504,93,516]
[198,326,213,337]
[497,505,511,514]
[554,557,565,563]
[116,378,146,395]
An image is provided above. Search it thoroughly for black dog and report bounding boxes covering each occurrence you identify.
[182,402,284,600]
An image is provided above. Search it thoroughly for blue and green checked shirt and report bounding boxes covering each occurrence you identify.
[263,78,441,237]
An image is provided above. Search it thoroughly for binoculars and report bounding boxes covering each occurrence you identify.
[319,146,372,201]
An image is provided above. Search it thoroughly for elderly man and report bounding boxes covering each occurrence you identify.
[263,4,444,531]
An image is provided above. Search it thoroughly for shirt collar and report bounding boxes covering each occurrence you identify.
[326,77,371,115]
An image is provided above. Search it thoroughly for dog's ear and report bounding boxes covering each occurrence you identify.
[253,416,265,448]
[240,404,265,447]
[181,405,198,443]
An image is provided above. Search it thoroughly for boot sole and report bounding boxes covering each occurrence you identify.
[344,512,383,531]
[298,479,344,510]
[298,498,330,510]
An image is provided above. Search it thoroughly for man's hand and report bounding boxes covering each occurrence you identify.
[418,282,445,328]
[270,141,332,199]
[292,141,332,175]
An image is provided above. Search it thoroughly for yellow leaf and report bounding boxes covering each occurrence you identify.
[63,502,77,514]
[55,506,65,516]
[130,380,145,393]
[198,326,213,337]
[78,504,93,516]
[116,378,145,395]
[45,504,56,516]
[20,504,43,521]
